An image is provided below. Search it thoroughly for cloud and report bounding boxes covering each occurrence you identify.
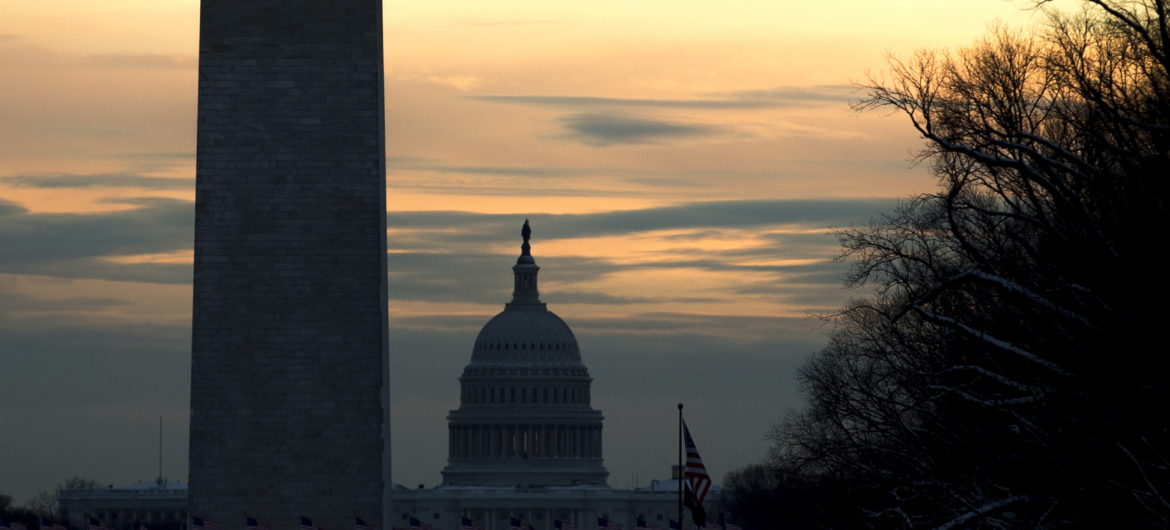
[0,38,196,70]
[468,85,856,110]
[707,85,857,105]
[1,172,193,189]
[390,198,895,244]
[0,198,28,216]
[470,95,777,109]
[0,197,889,290]
[0,197,193,282]
[388,252,614,303]
[390,158,591,178]
[558,113,719,146]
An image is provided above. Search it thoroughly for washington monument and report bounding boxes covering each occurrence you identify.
[188,2,390,529]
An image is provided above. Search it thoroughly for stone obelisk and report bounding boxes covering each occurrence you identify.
[189,2,389,529]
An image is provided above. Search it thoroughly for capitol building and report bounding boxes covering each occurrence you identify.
[389,223,690,530]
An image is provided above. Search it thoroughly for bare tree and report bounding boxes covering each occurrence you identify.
[772,1,1170,527]
[26,477,102,520]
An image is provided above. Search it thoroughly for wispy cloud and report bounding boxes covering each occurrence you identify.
[389,198,895,242]
[470,94,777,109]
[0,197,890,290]
[558,113,719,146]
[1,172,193,189]
[390,158,592,178]
[468,85,856,110]
[707,85,856,104]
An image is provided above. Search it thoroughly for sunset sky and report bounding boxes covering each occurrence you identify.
[0,0,1067,503]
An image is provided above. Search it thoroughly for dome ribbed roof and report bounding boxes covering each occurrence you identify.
[471,307,581,363]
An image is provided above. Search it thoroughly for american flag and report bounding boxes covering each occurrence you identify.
[682,420,711,503]
[408,517,422,530]
[299,516,316,530]
[245,517,270,530]
[354,516,372,530]
[193,516,221,530]
[459,517,473,530]
[509,517,521,530]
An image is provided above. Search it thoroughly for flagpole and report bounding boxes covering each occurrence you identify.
[676,402,683,530]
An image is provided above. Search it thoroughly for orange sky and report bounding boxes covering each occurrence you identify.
[0,0,1070,504]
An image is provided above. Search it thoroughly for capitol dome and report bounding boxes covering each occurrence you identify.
[441,221,608,487]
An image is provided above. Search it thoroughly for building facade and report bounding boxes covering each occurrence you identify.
[60,480,188,530]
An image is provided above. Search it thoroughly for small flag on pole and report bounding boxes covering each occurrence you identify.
[459,517,474,530]
[683,420,711,503]
[354,517,372,530]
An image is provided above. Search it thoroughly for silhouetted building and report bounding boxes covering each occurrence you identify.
[188,1,390,528]
[390,224,689,530]
[59,480,187,530]
[442,220,607,487]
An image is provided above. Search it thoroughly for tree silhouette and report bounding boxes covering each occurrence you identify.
[26,477,102,520]
[770,1,1170,527]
